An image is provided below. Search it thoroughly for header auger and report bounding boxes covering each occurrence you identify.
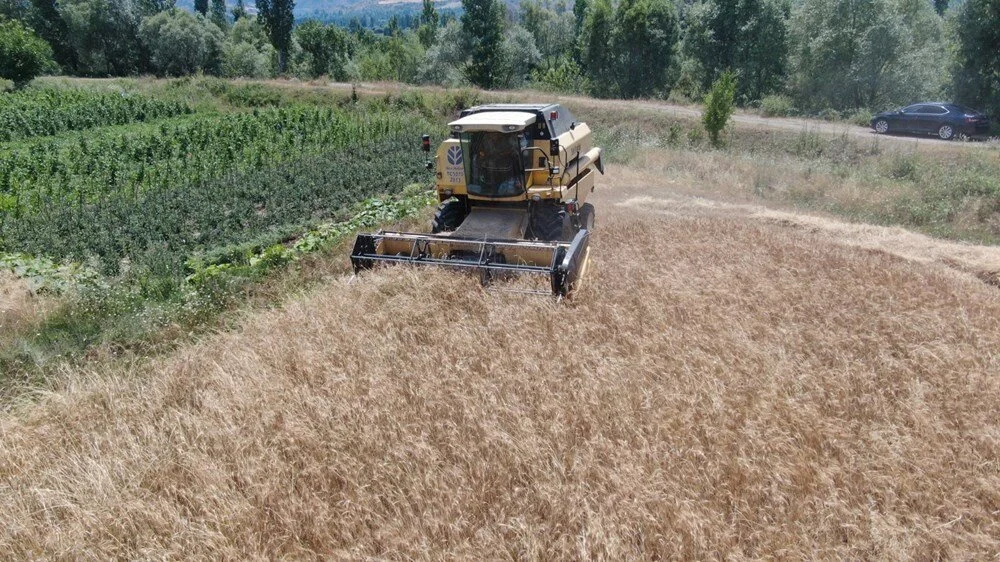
[350,103,604,297]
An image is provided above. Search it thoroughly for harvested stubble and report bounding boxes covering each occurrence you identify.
[1,200,998,559]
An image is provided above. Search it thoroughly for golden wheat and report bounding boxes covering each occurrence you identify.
[1,177,997,559]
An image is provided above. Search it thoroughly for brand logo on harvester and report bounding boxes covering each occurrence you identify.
[447,146,463,165]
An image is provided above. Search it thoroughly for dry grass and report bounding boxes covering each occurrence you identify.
[2,180,998,558]
[610,160,1000,286]
[0,274,52,349]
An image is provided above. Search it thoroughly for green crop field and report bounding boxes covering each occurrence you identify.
[0,79,453,376]
[0,87,192,142]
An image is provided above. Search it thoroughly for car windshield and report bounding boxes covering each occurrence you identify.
[461,131,527,198]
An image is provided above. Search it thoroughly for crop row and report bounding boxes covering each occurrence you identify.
[0,106,421,215]
[0,131,432,276]
[0,88,192,142]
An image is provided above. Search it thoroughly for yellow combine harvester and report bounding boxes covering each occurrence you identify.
[351,103,604,296]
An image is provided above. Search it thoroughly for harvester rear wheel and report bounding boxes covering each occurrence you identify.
[431,199,467,233]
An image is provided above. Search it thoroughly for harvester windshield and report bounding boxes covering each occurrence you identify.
[461,131,528,198]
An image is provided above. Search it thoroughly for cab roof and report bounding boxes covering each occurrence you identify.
[460,103,558,115]
[448,111,539,133]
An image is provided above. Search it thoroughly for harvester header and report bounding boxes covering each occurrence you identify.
[350,103,604,297]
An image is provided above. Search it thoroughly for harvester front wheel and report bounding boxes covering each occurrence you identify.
[431,199,466,233]
[579,203,595,231]
[528,204,567,241]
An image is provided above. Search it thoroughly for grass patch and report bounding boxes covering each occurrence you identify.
[584,104,1000,244]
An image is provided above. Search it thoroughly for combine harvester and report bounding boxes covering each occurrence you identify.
[351,104,604,297]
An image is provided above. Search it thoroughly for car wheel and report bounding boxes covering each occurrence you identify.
[874,119,889,134]
[938,124,955,140]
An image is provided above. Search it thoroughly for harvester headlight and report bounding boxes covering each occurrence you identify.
[451,124,463,132]
[503,125,518,132]
[443,189,453,198]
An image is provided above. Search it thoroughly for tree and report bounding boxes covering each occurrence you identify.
[256,0,293,73]
[788,0,946,111]
[951,0,1000,119]
[23,0,78,71]
[572,0,587,31]
[0,17,55,87]
[461,0,505,87]
[681,0,789,103]
[353,32,424,82]
[139,8,224,76]
[221,39,271,77]
[194,0,207,14]
[417,19,466,85]
[702,70,736,146]
[519,0,573,66]
[210,0,227,29]
[222,14,274,77]
[571,0,587,61]
[295,19,348,78]
[612,0,679,98]
[934,0,947,15]
[59,0,148,75]
[495,23,541,88]
[580,0,614,96]
[232,0,247,21]
[417,0,437,47]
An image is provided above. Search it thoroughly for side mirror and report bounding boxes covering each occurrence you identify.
[421,134,431,152]
[570,122,576,130]
[549,138,560,159]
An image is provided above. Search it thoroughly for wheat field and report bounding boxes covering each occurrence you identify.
[1,173,999,559]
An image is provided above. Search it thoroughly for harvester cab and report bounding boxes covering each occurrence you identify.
[351,103,604,297]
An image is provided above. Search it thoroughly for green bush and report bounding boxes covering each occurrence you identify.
[702,71,737,147]
[222,82,282,106]
[848,108,873,127]
[531,59,591,94]
[759,94,796,117]
[817,108,841,121]
[221,40,274,78]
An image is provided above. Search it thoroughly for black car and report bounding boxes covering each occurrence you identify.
[870,102,991,140]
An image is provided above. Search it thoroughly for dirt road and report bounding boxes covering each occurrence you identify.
[329,81,997,151]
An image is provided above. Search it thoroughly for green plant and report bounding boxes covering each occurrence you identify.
[848,108,873,127]
[702,71,737,147]
[759,94,795,117]
[887,154,919,181]
[817,108,841,121]
[0,87,191,142]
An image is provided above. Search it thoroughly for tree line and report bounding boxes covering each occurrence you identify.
[0,0,997,117]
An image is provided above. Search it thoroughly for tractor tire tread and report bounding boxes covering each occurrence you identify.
[431,199,466,233]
